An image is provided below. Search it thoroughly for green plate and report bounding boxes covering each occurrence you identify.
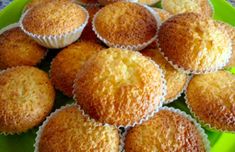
[0,0,235,152]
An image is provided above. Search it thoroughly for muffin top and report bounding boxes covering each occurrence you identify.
[138,0,160,5]
[125,107,208,152]
[0,26,46,70]
[50,41,104,97]
[22,0,88,35]
[25,0,71,10]
[215,22,235,68]
[153,8,171,22]
[158,13,232,73]
[93,2,158,46]
[162,0,213,17]
[80,6,101,42]
[141,48,187,103]
[186,71,235,132]
[0,66,55,134]
[73,48,165,126]
[37,105,119,152]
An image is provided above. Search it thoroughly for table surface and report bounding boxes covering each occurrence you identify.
[0,0,235,10]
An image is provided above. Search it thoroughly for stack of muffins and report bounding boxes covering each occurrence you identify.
[0,0,234,151]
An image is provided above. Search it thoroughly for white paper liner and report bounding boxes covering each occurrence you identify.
[121,107,210,152]
[72,50,167,128]
[92,2,161,51]
[164,74,191,104]
[19,6,89,49]
[34,103,123,152]
[185,82,235,133]
[156,17,233,74]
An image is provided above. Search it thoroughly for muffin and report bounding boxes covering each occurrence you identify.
[158,13,232,74]
[24,0,71,10]
[186,71,235,132]
[73,48,166,126]
[215,21,235,68]
[93,2,160,51]
[36,105,119,152]
[0,66,55,134]
[124,107,210,152]
[0,24,46,70]
[146,8,171,49]
[141,48,188,103]
[161,0,213,17]
[98,0,137,5]
[80,6,101,42]
[138,0,160,6]
[50,41,104,97]
[20,0,89,48]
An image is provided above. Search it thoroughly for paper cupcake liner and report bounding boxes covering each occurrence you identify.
[164,75,191,104]
[92,3,161,51]
[19,6,89,49]
[34,103,123,152]
[185,86,235,133]
[121,106,210,152]
[72,51,167,128]
[156,21,233,74]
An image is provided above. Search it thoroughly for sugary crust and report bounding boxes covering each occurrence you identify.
[80,6,101,42]
[38,105,119,152]
[125,109,206,152]
[50,41,104,97]
[158,13,232,73]
[215,22,235,68]
[0,27,46,70]
[138,0,160,5]
[0,66,55,134]
[73,48,165,126]
[186,71,235,132]
[141,48,187,103]
[93,2,158,45]
[22,0,87,35]
[161,0,213,17]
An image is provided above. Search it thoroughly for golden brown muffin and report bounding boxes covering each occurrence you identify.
[161,0,213,17]
[215,22,235,68]
[139,0,160,6]
[0,26,46,70]
[0,66,55,134]
[80,6,101,42]
[37,105,119,152]
[98,0,137,5]
[186,71,235,132]
[158,13,232,74]
[146,8,171,49]
[125,107,209,152]
[50,41,104,97]
[141,48,187,103]
[22,0,88,35]
[93,2,159,50]
[73,48,165,126]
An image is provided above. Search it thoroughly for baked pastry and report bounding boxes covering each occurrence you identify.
[93,2,160,50]
[158,13,232,74]
[0,25,46,70]
[98,0,137,5]
[50,41,104,97]
[161,0,213,17]
[73,48,166,126]
[20,0,89,48]
[24,0,71,10]
[141,48,188,103]
[186,71,235,132]
[0,66,55,134]
[215,21,235,68]
[80,6,101,42]
[77,0,99,6]
[124,107,209,152]
[138,0,160,6]
[36,105,119,152]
